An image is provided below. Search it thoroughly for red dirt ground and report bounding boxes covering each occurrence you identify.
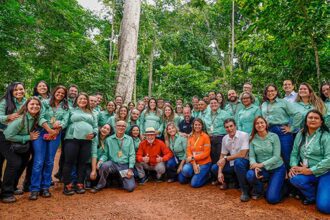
[0,150,328,220]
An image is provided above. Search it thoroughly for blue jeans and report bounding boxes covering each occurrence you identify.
[290,172,330,214]
[269,125,293,169]
[166,157,185,181]
[179,163,211,188]
[30,129,61,192]
[246,164,286,204]
[211,158,250,193]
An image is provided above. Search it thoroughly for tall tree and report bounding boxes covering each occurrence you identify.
[115,0,141,103]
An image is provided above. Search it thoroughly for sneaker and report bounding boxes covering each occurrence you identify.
[90,186,102,194]
[240,193,250,202]
[41,189,51,198]
[75,183,86,194]
[251,194,263,200]
[139,176,149,185]
[14,189,24,195]
[167,178,175,183]
[29,191,39,200]
[211,180,218,186]
[84,180,92,190]
[302,199,315,205]
[1,196,16,203]
[219,183,228,190]
[63,183,75,196]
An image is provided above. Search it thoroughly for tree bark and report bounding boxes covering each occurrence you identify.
[311,36,321,88]
[148,43,154,97]
[115,0,141,104]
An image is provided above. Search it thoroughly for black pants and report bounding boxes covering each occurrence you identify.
[0,132,30,198]
[62,139,91,185]
[210,135,224,164]
[56,129,66,179]
[0,132,4,186]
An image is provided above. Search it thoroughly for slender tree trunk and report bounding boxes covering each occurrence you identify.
[231,0,235,72]
[148,44,154,97]
[109,4,115,65]
[311,36,321,88]
[115,0,141,104]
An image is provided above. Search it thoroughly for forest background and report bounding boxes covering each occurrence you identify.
[0,0,328,103]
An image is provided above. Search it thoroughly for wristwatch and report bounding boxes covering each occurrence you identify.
[191,156,195,161]
[224,156,228,161]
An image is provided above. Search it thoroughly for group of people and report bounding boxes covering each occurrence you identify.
[0,80,329,214]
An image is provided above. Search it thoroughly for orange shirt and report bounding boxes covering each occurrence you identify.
[187,132,211,165]
[136,139,173,166]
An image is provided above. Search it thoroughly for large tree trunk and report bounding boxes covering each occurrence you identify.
[115,0,141,104]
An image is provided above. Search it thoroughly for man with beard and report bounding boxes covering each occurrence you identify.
[225,90,244,119]
[127,108,141,133]
[178,107,194,137]
[67,85,78,108]
[242,82,260,106]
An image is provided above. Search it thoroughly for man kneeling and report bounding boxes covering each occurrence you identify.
[211,119,250,202]
[92,120,136,193]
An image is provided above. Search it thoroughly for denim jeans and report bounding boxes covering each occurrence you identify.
[246,164,286,204]
[179,163,211,188]
[211,158,250,193]
[290,172,330,214]
[269,125,293,170]
[30,129,61,192]
[166,156,185,181]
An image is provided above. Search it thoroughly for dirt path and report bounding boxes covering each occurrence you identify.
[0,151,328,220]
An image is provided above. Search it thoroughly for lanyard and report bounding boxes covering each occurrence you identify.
[192,135,201,151]
[117,137,124,150]
[304,134,316,152]
[230,103,238,115]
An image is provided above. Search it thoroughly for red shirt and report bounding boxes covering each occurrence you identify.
[136,139,173,166]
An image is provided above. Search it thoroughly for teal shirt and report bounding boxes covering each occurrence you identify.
[191,109,200,118]
[290,129,330,177]
[100,134,136,168]
[197,109,208,122]
[140,110,164,134]
[68,98,75,108]
[4,113,36,144]
[225,101,244,118]
[261,98,302,131]
[65,108,98,140]
[293,102,314,128]
[169,134,187,160]
[325,99,330,129]
[38,100,70,129]
[0,97,26,129]
[204,108,231,135]
[107,116,130,133]
[132,137,141,151]
[91,135,106,160]
[163,114,181,130]
[98,110,114,127]
[249,132,283,170]
[237,105,261,134]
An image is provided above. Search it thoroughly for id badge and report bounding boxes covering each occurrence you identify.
[210,125,214,133]
[50,116,56,124]
[303,158,308,167]
[118,151,123,158]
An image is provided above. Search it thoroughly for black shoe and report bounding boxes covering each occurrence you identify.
[1,196,16,203]
[90,186,102,194]
[302,199,315,205]
[75,183,86,194]
[156,177,163,183]
[23,185,30,192]
[29,191,39,200]
[84,180,92,190]
[139,176,149,185]
[41,189,51,198]
[14,189,24,195]
[63,183,75,196]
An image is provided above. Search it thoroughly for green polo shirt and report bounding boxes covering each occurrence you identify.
[38,100,69,129]
[325,99,330,129]
[100,134,136,169]
[132,137,141,151]
[0,97,26,129]
[225,101,244,118]
[169,134,187,160]
[4,113,36,144]
[290,129,330,177]
[98,110,114,127]
[140,110,164,133]
[65,108,98,140]
[237,105,261,134]
[91,135,106,160]
[261,98,302,131]
[249,132,283,170]
[191,109,200,119]
[204,108,231,135]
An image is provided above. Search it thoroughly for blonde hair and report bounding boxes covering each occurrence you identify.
[296,82,326,115]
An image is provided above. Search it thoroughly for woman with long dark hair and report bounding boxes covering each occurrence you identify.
[0,97,41,203]
[29,85,69,200]
[320,82,330,128]
[289,110,330,213]
[246,116,286,204]
[33,80,50,101]
[261,84,302,169]
[0,82,26,195]
[62,93,98,195]
[140,98,163,137]
[107,105,129,133]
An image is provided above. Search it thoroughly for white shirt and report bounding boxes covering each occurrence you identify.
[284,91,298,103]
[221,130,249,166]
